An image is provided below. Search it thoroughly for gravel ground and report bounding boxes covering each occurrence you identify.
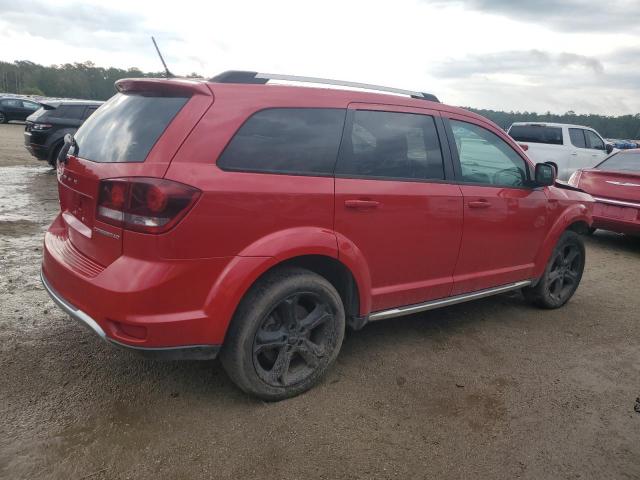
[1,122,639,480]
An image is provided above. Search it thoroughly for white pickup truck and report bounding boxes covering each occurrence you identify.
[507,122,614,180]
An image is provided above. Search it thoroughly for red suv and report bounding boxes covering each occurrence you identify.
[42,71,593,400]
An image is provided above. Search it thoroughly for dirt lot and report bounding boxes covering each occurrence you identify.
[0,122,639,480]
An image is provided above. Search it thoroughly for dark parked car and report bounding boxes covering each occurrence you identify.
[0,97,41,123]
[24,100,103,166]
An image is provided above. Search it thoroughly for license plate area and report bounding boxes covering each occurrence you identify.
[594,203,637,221]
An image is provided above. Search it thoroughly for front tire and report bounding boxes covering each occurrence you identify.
[220,267,345,401]
[524,230,585,309]
[0,112,7,124]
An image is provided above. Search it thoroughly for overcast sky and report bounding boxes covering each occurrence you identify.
[0,0,638,115]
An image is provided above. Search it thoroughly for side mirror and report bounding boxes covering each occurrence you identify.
[606,143,614,154]
[535,163,556,187]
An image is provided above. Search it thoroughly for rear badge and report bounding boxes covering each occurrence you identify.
[606,181,640,187]
[93,227,120,240]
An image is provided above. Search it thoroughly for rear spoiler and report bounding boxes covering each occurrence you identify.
[115,78,212,96]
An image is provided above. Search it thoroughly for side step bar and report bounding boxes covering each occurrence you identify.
[368,280,532,322]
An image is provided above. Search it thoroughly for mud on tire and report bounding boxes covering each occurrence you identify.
[220,267,345,401]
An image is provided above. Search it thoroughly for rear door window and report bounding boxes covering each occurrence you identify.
[72,93,188,163]
[218,108,346,175]
[336,110,445,180]
[509,125,563,145]
[569,128,586,148]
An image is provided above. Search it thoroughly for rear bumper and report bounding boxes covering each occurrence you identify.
[592,197,640,235]
[41,213,234,355]
[23,132,49,160]
[41,269,220,360]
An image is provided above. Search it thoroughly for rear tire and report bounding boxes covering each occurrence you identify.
[524,230,585,309]
[220,267,345,401]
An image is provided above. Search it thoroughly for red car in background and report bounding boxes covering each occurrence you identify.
[569,150,640,236]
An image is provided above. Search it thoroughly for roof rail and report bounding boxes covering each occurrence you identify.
[209,70,439,103]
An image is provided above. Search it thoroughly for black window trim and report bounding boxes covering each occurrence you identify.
[333,107,456,184]
[443,117,537,190]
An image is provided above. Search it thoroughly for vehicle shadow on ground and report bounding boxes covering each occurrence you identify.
[587,230,640,255]
[29,290,529,407]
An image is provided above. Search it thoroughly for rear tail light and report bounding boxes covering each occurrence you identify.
[97,177,200,234]
[568,170,582,187]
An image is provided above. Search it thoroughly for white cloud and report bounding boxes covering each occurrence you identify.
[0,0,638,114]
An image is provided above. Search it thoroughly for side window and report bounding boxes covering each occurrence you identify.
[83,106,99,120]
[2,99,20,108]
[584,130,605,150]
[22,101,39,111]
[450,120,528,187]
[569,128,586,148]
[218,108,345,175]
[336,110,445,180]
[56,105,85,120]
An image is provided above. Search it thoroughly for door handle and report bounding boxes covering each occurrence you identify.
[571,152,578,156]
[344,199,380,209]
[468,200,490,209]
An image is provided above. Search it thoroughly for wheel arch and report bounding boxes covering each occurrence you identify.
[533,203,592,278]
[203,227,372,344]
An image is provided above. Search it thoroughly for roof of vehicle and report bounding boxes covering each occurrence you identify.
[41,99,104,108]
[115,75,500,131]
[510,121,599,130]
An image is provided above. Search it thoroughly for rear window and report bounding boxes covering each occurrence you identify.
[509,125,563,145]
[72,93,188,163]
[597,152,640,172]
[218,108,346,175]
[55,105,86,120]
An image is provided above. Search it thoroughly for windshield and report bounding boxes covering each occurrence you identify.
[596,152,640,172]
[72,92,188,163]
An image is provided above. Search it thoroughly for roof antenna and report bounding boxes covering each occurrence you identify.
[151,36,174,78]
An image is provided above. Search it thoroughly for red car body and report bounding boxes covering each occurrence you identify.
[569,149,640,236]
[42,75,593,360]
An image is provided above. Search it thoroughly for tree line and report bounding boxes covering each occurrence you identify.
[1,60,638,139]
[468,108,640,140]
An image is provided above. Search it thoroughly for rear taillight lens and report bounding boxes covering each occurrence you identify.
[97,178,200,234]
